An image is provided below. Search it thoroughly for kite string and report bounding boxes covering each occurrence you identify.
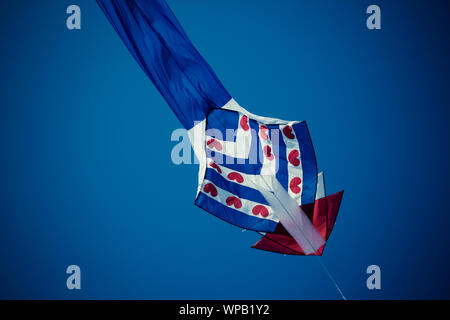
[315,256,347,300]
[258,177,347,300]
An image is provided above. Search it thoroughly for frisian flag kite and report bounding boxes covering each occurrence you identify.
[96,0,343,256]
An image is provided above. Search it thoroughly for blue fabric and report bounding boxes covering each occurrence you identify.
[205,109,240,142]
[205,168,269,205]
[294,122,317,205]
[96,0,231,130]
[195,192,278,233]
[275,128,289,191]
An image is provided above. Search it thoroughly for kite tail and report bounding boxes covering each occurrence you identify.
[96,0,231,130]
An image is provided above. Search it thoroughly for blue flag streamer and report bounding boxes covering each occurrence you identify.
[96,0,231,130]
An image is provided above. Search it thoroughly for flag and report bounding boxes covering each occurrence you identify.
[97,0,343,255]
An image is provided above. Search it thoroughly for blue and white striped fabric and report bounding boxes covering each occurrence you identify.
[97,0,318,235]
[195,106,317,233]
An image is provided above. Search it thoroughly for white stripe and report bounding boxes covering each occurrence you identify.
[315,172,325,200]
[221,98,302,125]
[259,125,277,176]
[259,175,325,254]
[188,120,207,196]
[280,123,304,205]
[206,157,261,189]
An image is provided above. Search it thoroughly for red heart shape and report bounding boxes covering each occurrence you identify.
[226,196,242,209]
[283,125,295,139]
[263,145,274,160]
[203,183,218,197]
[289,177,302,194]
[288,150,300,166]
[240,115,249,131]
[209,161,222,173]
[227,172,244,183]
[259,125,269,140]
[252,205,269,218]
[207,138,223,151]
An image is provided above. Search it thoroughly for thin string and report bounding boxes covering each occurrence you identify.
[316,256,347,300]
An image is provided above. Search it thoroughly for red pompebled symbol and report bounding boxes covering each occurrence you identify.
[209,161,222,173]
[252,205,269,218]
[259,125,269,140]
[283,125,295,139]
[288,150,300,166]
[240,115,249,131]
[289,177,302,194]
[203,183,218,197]
[226,196,242,209]
[207,138,222,151]
[263,145,274,160]
[228,172,244,183]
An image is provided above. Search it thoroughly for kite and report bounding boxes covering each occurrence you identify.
[96,0,343,257]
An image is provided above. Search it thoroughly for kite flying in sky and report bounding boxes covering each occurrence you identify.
[96,0,343,257]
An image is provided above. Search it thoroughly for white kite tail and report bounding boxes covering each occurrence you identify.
[258,175,347,300]
[258,176,325,255]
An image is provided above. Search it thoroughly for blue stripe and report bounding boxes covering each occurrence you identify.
[292,121,317,205]
[96,0,231,130]
[206,113,262,174]
[275,126,289,191]
[207,149,262,175]
[205,168,268,204]
[206,109,239,142]
[195,192,278,233]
